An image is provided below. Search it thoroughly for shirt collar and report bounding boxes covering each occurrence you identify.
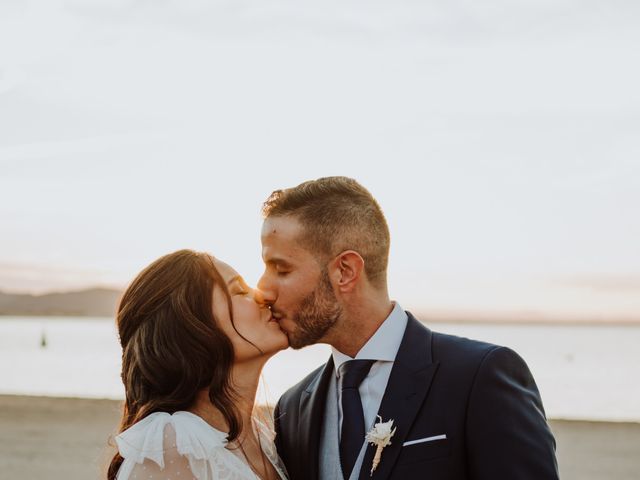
[332,302,408,375]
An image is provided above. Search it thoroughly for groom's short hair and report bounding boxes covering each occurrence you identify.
[262,176,390,288]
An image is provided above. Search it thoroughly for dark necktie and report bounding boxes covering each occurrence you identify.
[338,359,375,479]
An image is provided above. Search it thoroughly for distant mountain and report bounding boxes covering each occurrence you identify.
[0,288,123,317]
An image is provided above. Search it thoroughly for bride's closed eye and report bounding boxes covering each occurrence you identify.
[230,278,251,296]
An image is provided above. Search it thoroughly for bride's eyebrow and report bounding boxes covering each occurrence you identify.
[227,276,250,292]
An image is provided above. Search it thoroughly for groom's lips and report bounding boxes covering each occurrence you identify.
[270,311,288,328]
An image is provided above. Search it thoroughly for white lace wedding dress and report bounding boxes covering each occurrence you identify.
[115,411,288,480]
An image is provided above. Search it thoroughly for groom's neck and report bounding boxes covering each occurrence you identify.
[329,292,394,358]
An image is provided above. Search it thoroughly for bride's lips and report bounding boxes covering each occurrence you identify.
[266,309,284,324]
[269,310,287,328]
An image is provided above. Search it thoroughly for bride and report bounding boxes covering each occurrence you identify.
[107,249,289,480]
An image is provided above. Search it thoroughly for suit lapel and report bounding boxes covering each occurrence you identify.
[358,314,439,480]
[298,356,335,480]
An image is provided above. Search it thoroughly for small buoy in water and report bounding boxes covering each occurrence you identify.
[40,331,47,348]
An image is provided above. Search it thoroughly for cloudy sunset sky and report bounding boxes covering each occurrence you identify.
[1,0,639,320]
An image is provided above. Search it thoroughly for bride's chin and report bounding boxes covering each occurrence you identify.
[259,341,289,359]
[271,340,289,354]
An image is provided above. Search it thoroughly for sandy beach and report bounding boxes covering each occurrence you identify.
[1,395,638,480]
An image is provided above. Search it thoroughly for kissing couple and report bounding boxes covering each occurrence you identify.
[108,177,559,480]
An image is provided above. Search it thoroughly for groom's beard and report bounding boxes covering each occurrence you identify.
[288,269,342,350]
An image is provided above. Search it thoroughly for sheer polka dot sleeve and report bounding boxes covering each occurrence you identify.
[115,411,286,479]
[115,412,227,480]
[126,425,197,480]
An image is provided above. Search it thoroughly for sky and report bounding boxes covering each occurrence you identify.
[1,0,639,319]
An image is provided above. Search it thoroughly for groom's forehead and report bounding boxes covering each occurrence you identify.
[261,215,304,239]
[261,238,314,263]
[261,224,316,261]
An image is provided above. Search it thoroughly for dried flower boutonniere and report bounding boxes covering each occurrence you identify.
[365,416,396,476]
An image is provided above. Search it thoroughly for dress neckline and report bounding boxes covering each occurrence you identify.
[173,410,227,435]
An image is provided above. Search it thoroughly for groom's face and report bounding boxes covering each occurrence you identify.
[259,216,342,349]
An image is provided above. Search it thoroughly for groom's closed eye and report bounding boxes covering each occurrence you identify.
[265,259,293,277]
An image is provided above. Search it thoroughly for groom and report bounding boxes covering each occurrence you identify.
[258,177,559,480]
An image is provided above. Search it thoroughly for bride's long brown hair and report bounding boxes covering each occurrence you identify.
[107,249,244,479]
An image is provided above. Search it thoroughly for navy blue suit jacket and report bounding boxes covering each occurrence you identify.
[274,312,559,479]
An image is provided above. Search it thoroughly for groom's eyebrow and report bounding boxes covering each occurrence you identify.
[265,257,292,268]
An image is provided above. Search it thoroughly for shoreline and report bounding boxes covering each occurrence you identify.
[1,393,639,424]
[3,314,640,326]
[1,395,639,480]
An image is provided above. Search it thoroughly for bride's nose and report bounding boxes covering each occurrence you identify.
[252,288,267,306]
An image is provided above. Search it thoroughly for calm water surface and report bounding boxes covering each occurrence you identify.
[0,317,638,421]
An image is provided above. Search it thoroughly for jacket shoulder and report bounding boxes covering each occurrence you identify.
[428,327,534,385]
[429,328,506,369]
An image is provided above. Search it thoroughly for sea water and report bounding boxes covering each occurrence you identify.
[0,316,638,422]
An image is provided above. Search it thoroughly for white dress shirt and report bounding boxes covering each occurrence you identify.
[332,301,408,439]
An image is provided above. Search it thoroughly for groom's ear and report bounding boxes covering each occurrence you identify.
[331,250,364,293]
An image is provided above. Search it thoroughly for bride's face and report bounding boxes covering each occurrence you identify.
[211,258,289,362]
